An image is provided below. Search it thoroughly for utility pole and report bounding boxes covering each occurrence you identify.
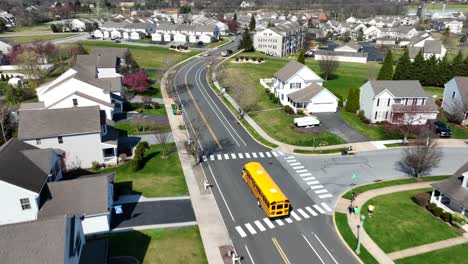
[355,214,366,255]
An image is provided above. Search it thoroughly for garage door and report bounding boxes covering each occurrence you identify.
[307,103,337,113]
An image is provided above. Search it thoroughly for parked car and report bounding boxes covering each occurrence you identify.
[221,49,233,57]
[428,120,452,137]
[294,116,320,127]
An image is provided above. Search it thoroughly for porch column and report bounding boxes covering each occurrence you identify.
[438,193,443,204]
[430,189,435,203]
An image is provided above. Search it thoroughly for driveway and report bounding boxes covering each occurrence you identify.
[114,112,169,124]
[358,42,385,62]
[313,112,369,143]
[111,200,196,229]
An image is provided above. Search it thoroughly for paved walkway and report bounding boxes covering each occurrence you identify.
[161,56,233,264]
[335,182,467,264]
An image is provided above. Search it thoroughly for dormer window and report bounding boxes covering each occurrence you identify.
[73,98,78,106]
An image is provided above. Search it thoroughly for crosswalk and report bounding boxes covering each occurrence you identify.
[284,156,333,199]
[203,150,284,162]
[235,203,332,238]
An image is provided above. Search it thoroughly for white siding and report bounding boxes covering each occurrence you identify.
[0,181,39,225]
[443,78,467,125]
[307,90,338,113]
[81,214,110,235]
[315,54,367,64]
[359,81,376,119]
[372,90,394,123]
[24,133,104,169]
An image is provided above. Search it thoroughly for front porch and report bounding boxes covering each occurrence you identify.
[430,189,467,216]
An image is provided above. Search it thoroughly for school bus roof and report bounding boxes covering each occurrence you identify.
[244,162,288,203]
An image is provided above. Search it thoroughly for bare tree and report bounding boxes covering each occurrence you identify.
[155,129,170,159]
[400,135,442,178]
[0,103,14,145]
[16,50,48,88]
[226,70,259,118]
[389,104,427,144]
[318,55,339,81]
[444,99,465,125]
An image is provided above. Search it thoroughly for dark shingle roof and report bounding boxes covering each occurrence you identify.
[453,77,468,110]
[0,139,52,193]
[39,174,113,218]
[0,215,72,264]
[432,162,468,208]
[368,80,429,98]
[287,84,325,102]
[18,106,102,140]
[273,60,305,82]
[423,40,442,54]
[0,37,18,46]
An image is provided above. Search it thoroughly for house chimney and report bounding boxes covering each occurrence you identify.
[462,172,468,189]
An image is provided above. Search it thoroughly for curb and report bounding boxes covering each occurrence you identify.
[332,209,365,264]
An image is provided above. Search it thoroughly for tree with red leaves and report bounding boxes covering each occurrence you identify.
[220,19,240,33]
[123,71,149,92]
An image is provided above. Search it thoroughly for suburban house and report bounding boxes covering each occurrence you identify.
[18,106,119,169]
[359,80,438,124]
[68,18,95,32]
[315,50,368,64]
[0,38,18,54]
[0,215,92,264]
[0,139,63,226]
[431,162,468,216]
[264,60,324,107]
[154,22,220,43]
[432,19,464,34]
[0,10,16,29]
[363,26,381,41]
[409,40,447,60]
[334,42,363,53]
[286,83,339,113]
[443,77,468,125]
[254,21,306,57]
[378,26,419,40]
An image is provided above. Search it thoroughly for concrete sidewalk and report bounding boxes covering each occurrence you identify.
[336,181,466,264]
[161,58,233,264]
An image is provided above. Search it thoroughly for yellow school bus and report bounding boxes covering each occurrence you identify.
[242,162,290,218]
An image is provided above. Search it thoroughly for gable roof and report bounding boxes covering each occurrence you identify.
[453,77,468,110]
[0,139,53,193]
[336,42,362,51]
[368,80,428,98]
[423,40,443,54]
[39,174,113,219]
[0,215,73,264]
[18,106,102,140]
[432,162,468,208]
[274,60,306,82]
[287,84,328,102]
[0,37,18,46]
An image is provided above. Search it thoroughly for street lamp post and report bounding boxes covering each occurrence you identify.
[356,214,366,255]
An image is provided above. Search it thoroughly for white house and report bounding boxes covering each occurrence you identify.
[334,42,363,53]
[363,26,381,40]
[188,34,198,43]
[174,32,188,43]
[0,139,63,226]
[430,162,468,217]
[122,31,130,39]
[359,80,438,124]
[409,40,447,60]
[130,31,144,40]
[443,77,468,126]
[0,38,18,54]
[69,18,94,32]
[287,84,339,113]
[268,60,323,105]
[315,50,368,64]
[254,21,306,57]
[151,32,163,42]
[110,29,122,39]
[164,33,173,42]
[18,106,119,169]
[93,29,105,39]
[200,33,213,43]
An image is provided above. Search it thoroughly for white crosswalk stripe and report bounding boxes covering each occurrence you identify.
[290,211,302,221]
[306,181,320,185]
[285,156,295,159]
[298,208,310,219]
[306,206,318,216]
[245,153,251,158]
[210,155,215,161]
[310,185,324,190]
[290,162,301,166]
[321,203,333,212]
[278,151,285,156]
[319,194,333,199]
[263,218,275,229]
[272,151,279,157]
[300,173,312,177]
[315,189,328,194]
[217,154,222,160]
[254,220,266,232]
[293,166,305,170]
[286,159,297,163]
[265,152,272,158]
[275,219,284,226]
[303,176,316,181]
[297,169,308,173]
[236,226,247,238]
[238,153,244,159]
[231,153,236,159]
[245,223,257,235]
[259,152,265,158]
[285,217,293,223]
[224,154,230,160]
[252,152,258,158]
[313,204,326,214]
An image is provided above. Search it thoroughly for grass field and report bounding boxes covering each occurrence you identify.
[423,86,444,99]
[392,48,468,63]
[408,3,468,12]
[339,112,401,141]
[362,189,460,253]
[107,226,207,264]
[100,144,188,197]
[205,39,230,49]
[342,176,449,200]
[335,212,379,264]
[115,122,171,136]
[450,124,468,139]
[0,25,51,35]
[8,34,79,44]
[395,243,468,264]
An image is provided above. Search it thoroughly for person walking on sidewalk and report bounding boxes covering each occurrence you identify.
[354,206,360,216]
[348,203,354,215]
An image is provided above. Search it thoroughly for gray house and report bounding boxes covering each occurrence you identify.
[431,162,468,216]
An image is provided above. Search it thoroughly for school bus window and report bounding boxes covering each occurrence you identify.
[277,204,283,209]
[271,205,276,210]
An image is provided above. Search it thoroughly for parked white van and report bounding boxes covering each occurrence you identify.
[294,116,320,127]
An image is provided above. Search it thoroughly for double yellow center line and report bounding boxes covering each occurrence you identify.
[272,237,291,264]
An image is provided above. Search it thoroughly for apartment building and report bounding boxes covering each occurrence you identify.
[254,21,306,57]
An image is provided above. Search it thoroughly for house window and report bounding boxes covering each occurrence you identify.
[58,136,63,144]
[385,111,388,119]
[452,91,456,99]
[376,98,380,107]
[387,98,391,106]
[394,99,401,104]
[20,198,31,210]
[374,111,378,120]
[36,139,41,145]
[290,83,301,89]
[421,98,426,105]
[103,148,115,158]
[405,98,409,105]
[412,99,417,105]
[73,98,78,106]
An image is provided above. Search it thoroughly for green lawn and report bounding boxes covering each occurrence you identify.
[335,212,379,264]
[205,39,230,49]
[107,226,207,264]
[240,119,279,148]
[9,34,79,44]
[408,3,468,12]
[362,189,460,253]
[395,243,468,264]
[0,81,8,96]
[393,48,468,63]
[342,176,449,200]
[115,122,171,136]
[293,148,347,154]
[339,112,401,141]
[100,144,188,197]
[449,124,468,139]
[0,24,51,35]
[423,86,444,100]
